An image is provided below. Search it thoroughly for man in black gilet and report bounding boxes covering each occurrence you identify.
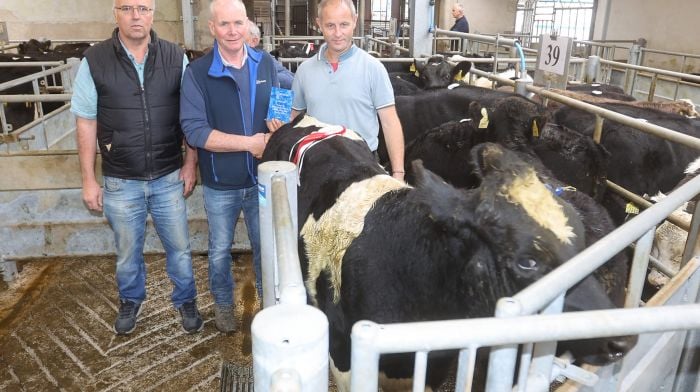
[73,0,203,335]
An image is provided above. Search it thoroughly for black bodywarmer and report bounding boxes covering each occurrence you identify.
[85,28,184,180]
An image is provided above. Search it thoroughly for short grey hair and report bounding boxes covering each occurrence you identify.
[317,0,357,19]
[247,20,261,40]
[113,0,156,10]
[453,3,464,12]
[209,0,246,20]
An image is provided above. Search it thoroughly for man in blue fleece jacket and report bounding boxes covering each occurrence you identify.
[180,0,280,333]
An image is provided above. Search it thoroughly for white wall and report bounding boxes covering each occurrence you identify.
[0,0,185,46]
[593,0,700,72]
[438,0,517,36]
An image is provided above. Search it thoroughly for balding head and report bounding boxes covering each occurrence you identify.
[317,0,357,19]
[246,20,261,47]
[208,0,248,60]
[452,3,464,18]
[209,0,246,20]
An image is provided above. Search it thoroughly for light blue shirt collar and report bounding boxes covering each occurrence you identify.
[317,43,357,63]
[118,37,149,65]
[118,38,149,85]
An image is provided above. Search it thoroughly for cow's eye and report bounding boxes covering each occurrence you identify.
[516,258,538,271]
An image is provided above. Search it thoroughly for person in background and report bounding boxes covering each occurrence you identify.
[450,3,470,33]
[450,2,469,51]
[73,0,203,335]
[290,0,405,180]
[246,20,294,89]
[180,0,281,333]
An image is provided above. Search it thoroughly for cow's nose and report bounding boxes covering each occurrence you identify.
[606,335,637,359]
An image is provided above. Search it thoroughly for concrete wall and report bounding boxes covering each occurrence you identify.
[438,0,517,36]
[593,0,700,72]
[0,0,185,46]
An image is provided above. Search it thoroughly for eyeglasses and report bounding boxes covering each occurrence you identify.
[114,5,153,16]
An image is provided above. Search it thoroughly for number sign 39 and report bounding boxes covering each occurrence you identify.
[537,34,571,76]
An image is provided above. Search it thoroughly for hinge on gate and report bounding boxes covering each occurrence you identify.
[551,356,599,386]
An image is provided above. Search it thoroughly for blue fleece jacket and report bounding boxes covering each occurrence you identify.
[180,42,278,190]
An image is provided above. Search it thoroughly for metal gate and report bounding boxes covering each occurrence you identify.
[515,0,595,46]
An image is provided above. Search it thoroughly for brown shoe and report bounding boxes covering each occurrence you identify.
[214,305,236,333]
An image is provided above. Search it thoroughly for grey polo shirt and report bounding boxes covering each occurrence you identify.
[291,44,395,151]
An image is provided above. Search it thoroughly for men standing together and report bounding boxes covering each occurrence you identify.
[76,0,402,336]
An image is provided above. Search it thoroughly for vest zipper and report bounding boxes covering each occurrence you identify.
[140,83,153,178]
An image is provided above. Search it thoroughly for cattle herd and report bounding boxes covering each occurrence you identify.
[3,38,700,389]
[259,54,699,388]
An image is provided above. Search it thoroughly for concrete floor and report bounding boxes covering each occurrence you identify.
[0,253,259,391]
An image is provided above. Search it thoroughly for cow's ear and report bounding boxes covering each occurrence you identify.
[451,61,472,81]
[468,101,491,130]
[528,115,547,139]
[467,101,482,123]
[412,59,426,76]
[412,160,474,230]
[470,142,506,179]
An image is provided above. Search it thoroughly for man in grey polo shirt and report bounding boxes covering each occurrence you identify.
[290,0,405,179]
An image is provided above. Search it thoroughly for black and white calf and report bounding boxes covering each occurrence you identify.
[261,116,621,390]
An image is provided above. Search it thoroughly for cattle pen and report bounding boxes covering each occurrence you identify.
[2,37,700,392]
[2,0,700,391]
[254,156,700,392]
[251,38,700,390]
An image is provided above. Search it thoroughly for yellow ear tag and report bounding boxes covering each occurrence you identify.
[532,120,540,137]
[454,70,463,81]
[625,202,639,215]
[478,108,489,129]
[410,63,419,76]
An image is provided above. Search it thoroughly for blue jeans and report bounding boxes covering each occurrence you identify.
[103,169,197,308]
[203,184,262,305]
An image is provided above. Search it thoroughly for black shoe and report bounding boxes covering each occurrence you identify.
[178,300,204,334]
[114,300,142,335]
[214,305,236,333]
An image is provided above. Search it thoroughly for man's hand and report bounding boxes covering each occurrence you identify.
[82,180,103,212]
[266,118,284,133]
[250,133,267,159]
[180,162,197,197]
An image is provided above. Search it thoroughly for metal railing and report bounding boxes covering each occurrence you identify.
[599,58,700,101]
[439,34,700,103]
[352,300,700,391]
[572,39,636,61]
[256,151,700,391]
[364,35,409,56]
[639,47,700,74]
[0,59,79,152]
[0,43,20,53]
[255,161,330,392]
[432,29,539,57]
[342,56,700,391]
